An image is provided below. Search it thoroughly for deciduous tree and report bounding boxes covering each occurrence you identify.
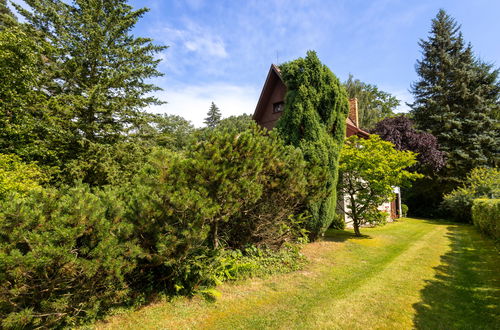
[344,74,400,130]
[338,135,421,236]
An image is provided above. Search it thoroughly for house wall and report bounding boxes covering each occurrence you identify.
[255,80,286,129]
[340,186,400,229]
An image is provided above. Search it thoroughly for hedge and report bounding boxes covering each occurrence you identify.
[471,199,499,240]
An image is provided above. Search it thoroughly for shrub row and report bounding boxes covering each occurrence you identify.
[441,167,499,223]
[471,199,500,240]
[0,125,320,328]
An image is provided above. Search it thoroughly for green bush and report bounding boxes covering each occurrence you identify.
[441,167,499,223]
[472,199,500,240]
[401,204,409,217]
[0,185,138,328]
[0,125,316,328]
[0,154,46,199]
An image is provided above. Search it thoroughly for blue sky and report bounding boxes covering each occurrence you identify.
[11,0,500,126]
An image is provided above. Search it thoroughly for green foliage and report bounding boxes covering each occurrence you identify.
[14,0,167,143]
[0,154,46,199]
[276,51,349,239]
[401,204,409,217]
[204,102,222,128]
[141,123,320,250]
[0,25,71,171]
[0,0,16,28]
[472,199,500,240]
[344,74,400,130]
[442,167,499,223]
[0,185,139,328]
[62,141,152,186]
[215,244,306,282]
[338,135,422,236]
[410,9,499,193]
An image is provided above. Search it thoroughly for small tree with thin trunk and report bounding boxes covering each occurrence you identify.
[338,135,422,236]
[204,102,222,128]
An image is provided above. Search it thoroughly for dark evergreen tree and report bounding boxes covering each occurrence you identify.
[410,9,499,193]
[14,0,167,143]
[276,51,349,239]
[204,101,222,128]
[344,74,400,130]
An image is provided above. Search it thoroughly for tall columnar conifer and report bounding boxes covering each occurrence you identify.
[276,51,349,239]
[410,9,499,193]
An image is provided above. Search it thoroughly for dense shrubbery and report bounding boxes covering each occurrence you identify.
[441,168,499,223]
[0,185,138,328]
[472,199,500,240]
[0,125,316,328]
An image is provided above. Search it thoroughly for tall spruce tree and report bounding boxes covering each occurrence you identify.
[14,0,167,143]
[410,9,499,192]
[204,102,222,128]
[276,51,349,239]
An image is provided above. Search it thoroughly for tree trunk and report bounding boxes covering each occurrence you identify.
[353,220,361,236]
[211,222,219,249]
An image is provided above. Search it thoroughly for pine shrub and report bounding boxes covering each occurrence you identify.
[0,185,139,328]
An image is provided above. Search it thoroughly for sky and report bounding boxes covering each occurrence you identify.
[11,0,500,126]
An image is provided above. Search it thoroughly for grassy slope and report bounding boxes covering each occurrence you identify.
[95,218,499,329]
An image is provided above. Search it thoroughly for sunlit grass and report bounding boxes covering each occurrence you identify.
[94,218,499,329]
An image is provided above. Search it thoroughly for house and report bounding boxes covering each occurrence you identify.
[252,64,402,226]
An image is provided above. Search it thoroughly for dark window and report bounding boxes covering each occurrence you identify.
[273,101,284,113]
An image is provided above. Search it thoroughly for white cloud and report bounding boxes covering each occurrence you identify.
[148,83,259,127]
[158,22,227,58]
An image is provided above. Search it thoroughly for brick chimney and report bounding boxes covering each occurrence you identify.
[348,98,359,127]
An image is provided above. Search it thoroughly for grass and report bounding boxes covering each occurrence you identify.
[94,218,500,329]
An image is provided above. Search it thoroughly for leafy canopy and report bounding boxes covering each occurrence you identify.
[344,74,400,130]
[372,115,445,172]
[338,135,422,236]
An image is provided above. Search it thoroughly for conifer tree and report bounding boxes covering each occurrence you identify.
[204,102,222,128]
[14,0,167,143]
[410,9,499,191]
[276,51,349,239]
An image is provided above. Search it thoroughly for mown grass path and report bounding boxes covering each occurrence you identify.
[96,218,499,329]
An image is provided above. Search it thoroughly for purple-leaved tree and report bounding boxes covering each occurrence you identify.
[372,115,445,172]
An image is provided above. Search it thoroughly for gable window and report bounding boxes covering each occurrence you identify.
[273,101,284,113]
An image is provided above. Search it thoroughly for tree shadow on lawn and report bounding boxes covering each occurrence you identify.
[323,228,372,242]
[413,224,500,329]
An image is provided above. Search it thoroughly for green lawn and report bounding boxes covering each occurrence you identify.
[95,218,500,329]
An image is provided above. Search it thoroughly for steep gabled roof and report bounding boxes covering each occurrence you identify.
[252,64,283,121]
